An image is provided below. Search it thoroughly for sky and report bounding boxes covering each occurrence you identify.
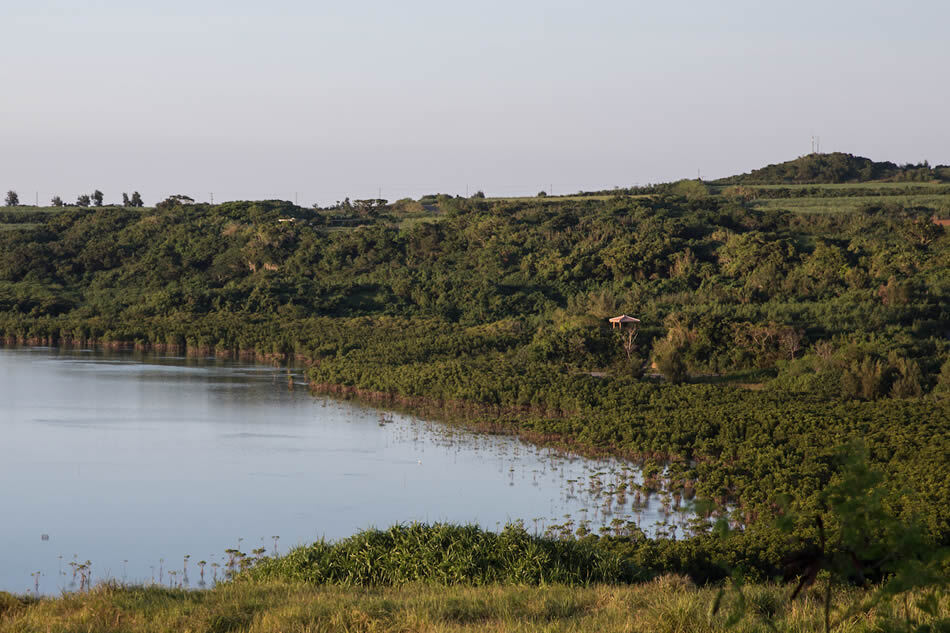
[1,0,948,206]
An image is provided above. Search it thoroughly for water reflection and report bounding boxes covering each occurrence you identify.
[0,346,687,595]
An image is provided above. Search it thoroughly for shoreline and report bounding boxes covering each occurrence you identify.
[308,381,691,470]
[3,336,684,465]
[2,338,702,498]
[0,336,309,365]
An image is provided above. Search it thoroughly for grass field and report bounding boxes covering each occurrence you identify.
[731,182,950,192]
[0,224,41,232]
[2,578,946,633]
[753,193,950,215]
[0,206,66,215]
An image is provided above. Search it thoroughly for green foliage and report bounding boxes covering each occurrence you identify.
[652,337,687,384]
[0,178,946,577]
[770,444,949,632]
[242,523,633,586]
[936,358,950,396]
[671,179,710,201]
[718,152,949,185]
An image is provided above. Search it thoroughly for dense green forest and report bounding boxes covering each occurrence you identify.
[715,152,950,185]
[1,162,948,583]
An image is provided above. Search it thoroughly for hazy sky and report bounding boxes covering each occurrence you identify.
[2,0,948,205]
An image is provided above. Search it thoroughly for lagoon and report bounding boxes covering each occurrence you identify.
[0,347,666,594]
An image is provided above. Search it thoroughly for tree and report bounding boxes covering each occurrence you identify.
[615,322,640,362]
[935,358,950,396]
[130,191,144,207]
[652,338,688,384]
[156,194,194,210]
[888,353,923,398]
[841,356,885,400]
[878,276,910,306]
[76,194,91,207]
[775,444,944,633]
[122,193,130,206]
[715,444,947,633]
[670,179,709,202]
[50,196,64,207]
[353,199,387,218]
[4,190,18,206]
[92,190,104,206]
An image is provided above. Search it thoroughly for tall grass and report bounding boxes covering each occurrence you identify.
[2,579,946,632]
[241,522,637,586]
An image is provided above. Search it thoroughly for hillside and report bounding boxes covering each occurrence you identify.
[715,152,950,185]
[1,187,948,548]
[0,166,948,597]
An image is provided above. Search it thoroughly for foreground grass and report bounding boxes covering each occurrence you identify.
[2,578,947,633]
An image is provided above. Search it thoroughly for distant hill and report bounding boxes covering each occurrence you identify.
[715,152,950,185]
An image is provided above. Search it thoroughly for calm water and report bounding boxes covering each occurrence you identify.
[0,347,668,594]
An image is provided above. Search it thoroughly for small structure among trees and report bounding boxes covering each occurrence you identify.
[609,315,641,363]
[608,314,640,330]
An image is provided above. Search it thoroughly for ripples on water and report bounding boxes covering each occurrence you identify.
[0,347,692,594]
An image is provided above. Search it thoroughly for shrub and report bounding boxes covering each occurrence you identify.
[240,523,636,586]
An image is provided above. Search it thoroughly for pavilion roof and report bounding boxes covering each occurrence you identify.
[608,314,641,324]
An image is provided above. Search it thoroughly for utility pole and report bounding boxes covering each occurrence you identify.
[210,192,214,204]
